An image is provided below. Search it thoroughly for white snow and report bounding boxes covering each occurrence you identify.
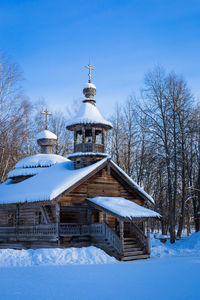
[8,154,69,178]
[15,154,69,168]
[84,82,96,89]
[2,157,156,205]
[67,152,109,158]
[66,102,112,128]
[151,231,200,258]
[0,232,199,268]
[36,130,57,140]
[0,246,116,267]
[0,234,199,300]
[87,197,160,219]
[8,167,47,178]
[0,158,108,204]
[111,161,155,204]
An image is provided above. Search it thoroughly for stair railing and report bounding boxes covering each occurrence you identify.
[104,222,122,254]
[130,222,147,251]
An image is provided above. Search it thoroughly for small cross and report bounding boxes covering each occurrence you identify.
[85,63,94,83]
[41,109,52,130]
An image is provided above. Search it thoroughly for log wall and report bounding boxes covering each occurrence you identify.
[0,202,56,227]
[58,167,143,227]
[59,168,143,206]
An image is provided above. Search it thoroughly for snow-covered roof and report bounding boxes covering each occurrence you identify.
[87,197,160,219]
[8,167,47,178]
[0,158,108,204]
[84,82,96,89]
[36,130,57,140]
[110,161,155,204]
[67,152,109,158]
[8,154,69,179]
[1,156,155,205]
[15,154,68,169]
[66,102,112,129]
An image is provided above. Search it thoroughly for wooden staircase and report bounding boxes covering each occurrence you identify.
[91,223,149,261]
[121,237,149,261]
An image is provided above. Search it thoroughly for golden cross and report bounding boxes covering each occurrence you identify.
[85,63,94,83]
[41,109,52,130]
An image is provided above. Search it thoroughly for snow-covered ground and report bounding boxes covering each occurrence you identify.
[0,233,199,300]
[0,246,116,267]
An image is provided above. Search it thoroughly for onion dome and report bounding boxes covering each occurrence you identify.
[37,130,57,154]
[83,82,96,104]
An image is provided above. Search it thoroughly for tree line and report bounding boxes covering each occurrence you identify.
[0,53,199,243]
[107,67,200,242]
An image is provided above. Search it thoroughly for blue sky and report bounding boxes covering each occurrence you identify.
[0,0,200,116]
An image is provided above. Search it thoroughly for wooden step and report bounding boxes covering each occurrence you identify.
[124,237,136,241]
[124,240,137,245]
[123,250,144,256]
[124,243,138,247]
[123,247,142,252]
[121,254,150,261]
[123,243,138,249]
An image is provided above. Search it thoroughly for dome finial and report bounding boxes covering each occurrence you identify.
[85,63,94,83]
[41,109,52,130]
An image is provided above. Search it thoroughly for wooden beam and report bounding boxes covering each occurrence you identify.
[119,220,124,253]
[87,206,92,224]
[82,127,86,143]
[107,161,111,175]
[103,212,106,223]
[102,128,105,145]
[147,219,150,255]
[92,127,96,143]
[41,206,49,224]
[55,202,60,245]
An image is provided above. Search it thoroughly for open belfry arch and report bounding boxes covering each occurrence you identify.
[0,65,160,261]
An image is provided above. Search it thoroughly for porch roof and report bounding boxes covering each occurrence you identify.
[87,197,161,221]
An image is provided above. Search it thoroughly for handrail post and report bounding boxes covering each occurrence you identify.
[103,213,106,236]
[87,206,92,235]
[147,219,150,255]
[119,220,124,254]
[56,202,60,246]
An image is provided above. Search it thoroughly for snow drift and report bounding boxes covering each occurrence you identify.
[151,231,200,258]
[0,232,199,267]
[0,246,116,267]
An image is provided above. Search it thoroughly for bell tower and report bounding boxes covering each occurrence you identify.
[66,64,112,169]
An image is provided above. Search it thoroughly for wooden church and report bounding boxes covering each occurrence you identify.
[0,65,160,261]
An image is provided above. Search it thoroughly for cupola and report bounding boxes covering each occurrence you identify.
[37,109,57,154]
[66,64,112,169]
[37,130,57,154]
